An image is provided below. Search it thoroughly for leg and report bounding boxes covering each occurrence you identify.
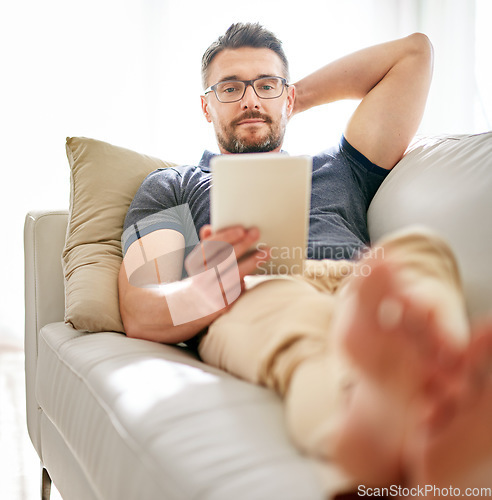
[199,263,356,460]
[41,466,51,500]
[330,260,462,485]
[328,228,470,485]
[372,226,469,345]
[199,275,337,396]
[201,227,471,489]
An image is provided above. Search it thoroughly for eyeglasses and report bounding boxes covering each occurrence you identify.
[204,76,289,103]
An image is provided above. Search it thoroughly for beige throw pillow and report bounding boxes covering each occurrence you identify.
[63,137,176,332]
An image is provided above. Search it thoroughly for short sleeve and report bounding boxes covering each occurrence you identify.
[122,168,200,256]
[339,136,390,209]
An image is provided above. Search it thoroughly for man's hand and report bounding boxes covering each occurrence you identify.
[190,224,270,284]
[118,225,270,344]
[181,225,270,323]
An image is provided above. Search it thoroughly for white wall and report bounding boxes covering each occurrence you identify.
[0,0,489,342]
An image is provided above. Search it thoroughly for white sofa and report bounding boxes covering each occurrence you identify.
[24,133,492,499]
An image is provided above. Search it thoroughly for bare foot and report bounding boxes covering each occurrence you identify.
[405,321,492,491]
[332,259,460,486]
[342,261,459,392]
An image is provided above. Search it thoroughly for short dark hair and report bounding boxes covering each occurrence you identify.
[201,22,289,89]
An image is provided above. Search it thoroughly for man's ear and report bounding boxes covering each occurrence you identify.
[201,95,213,123]
[286,84,296,119]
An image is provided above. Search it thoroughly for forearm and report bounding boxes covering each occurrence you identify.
[118,225,268,345]
[293,33,432,114]
[119,266,223,344]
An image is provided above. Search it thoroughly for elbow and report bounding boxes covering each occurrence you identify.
[121,313,146,340]
[406,33,434,77]
[408,32,434,60]
[119,301,159,341]
[122,313,165,342]
[122,317,142,339]
[121,309,180,344]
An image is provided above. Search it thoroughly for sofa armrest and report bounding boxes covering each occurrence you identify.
[368,132,492,320]
[24,210,68,453]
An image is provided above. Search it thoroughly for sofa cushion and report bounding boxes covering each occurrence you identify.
[368,132,492,319]
[63,137,176,332]
[36,322,338,499]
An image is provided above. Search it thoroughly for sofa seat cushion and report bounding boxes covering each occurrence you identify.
[36,322,349,499]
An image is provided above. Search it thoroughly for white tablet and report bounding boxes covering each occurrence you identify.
[210,153,312,275]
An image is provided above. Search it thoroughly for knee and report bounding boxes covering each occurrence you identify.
[374,225,462,286]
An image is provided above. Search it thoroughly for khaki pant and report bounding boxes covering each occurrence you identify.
[198,227,469,460]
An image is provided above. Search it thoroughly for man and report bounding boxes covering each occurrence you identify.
[119,23,492,489]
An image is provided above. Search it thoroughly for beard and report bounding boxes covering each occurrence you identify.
[215,110,286,154]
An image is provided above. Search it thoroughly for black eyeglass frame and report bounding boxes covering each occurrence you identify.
[204,76,289,103]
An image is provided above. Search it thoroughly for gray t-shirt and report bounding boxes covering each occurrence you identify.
[122,136,389,263]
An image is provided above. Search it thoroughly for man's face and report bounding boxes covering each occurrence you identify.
[201,47,295,154]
